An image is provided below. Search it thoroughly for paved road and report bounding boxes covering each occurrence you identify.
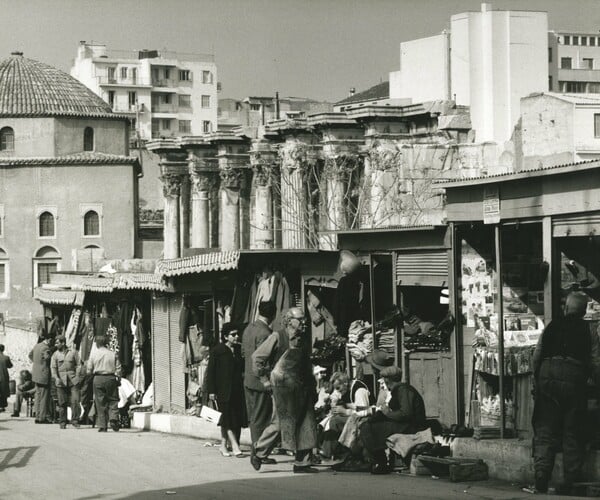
[0,413,565,500]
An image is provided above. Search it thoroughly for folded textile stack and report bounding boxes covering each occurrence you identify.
[377,328,395,353]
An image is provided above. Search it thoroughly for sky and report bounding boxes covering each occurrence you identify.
[1,0,599,102]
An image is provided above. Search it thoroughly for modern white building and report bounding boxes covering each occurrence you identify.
[71,42,218,141]
[548,31,600,94]
[390,3,548,146]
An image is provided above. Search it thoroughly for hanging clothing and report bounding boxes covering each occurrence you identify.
[95,316,111,338]
[114,302,133,377]
[333,272,363,337]
[78,316,95,363]
[64,309,81,350]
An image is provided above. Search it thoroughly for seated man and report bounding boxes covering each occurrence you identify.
[12,370,36,417]
[320,372,371,458]
[359,366,426,474]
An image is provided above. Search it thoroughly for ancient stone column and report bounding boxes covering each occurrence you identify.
[160,173,182,259]
[189,170,213,249]
[324,155,355,231]
[366,144,402,228]
[219,167,243,251]
[251,162,274,249]
[279,141,310,249]
[179,175,190,252]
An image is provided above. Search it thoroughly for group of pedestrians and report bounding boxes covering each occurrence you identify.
[9,332,122,432]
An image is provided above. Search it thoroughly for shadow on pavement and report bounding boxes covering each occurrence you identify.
[0,446,38,471]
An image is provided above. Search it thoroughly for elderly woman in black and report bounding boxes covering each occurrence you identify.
[206,323,246,457]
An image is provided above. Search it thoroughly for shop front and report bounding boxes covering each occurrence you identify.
[333,226,457,428]
[443,159,600,440]
[151,249,340,414]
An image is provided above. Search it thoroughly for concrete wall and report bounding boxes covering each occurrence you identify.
[0,118,56,157]
[574,105,600,154]
[520,94,575,170]
[389,33,450,102]
[54,118,129,156]
[0,163,136,319]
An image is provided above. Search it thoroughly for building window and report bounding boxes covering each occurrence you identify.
[201,95,210,108]
[250,103,261,111]
[563,81,586,93]
[548,76,553,91]
[179,70,191,81]
[178,95,191,108]
[592,37,597,47]
[0,127,14,151]
[83,127,94,152]
[582,36,588,46]
[164,68,171,80]
[39,211,55,238]
[37,262,57,287]
[561,57,572,69]
[33,246,60,288]
[83,210,100,236]
[108,67,116,82]
[128,91,137,108]
[202,71,213,84]
[583,58,594,69]
[589,82,600,93]
[121,67,128,79]
[548,47,552,63]
[107,91,115,107]
[162,119,171,130]
[203,121,212,134]
[163,94,172,104]
[573,36,579,46]
[0,248,8,298]
[131,67,137,83]
[595,114,600,138]
[563,35,570,45]
[179,120,191,134]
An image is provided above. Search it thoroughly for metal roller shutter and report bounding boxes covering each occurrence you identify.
[396,250,449,287]
[152,296,170,412]
[552,213,600,237]
[168,295,186,412]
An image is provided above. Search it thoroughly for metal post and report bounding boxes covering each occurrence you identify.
[494,225,506,438]
[450,222,464,425]
[369,253,378,395]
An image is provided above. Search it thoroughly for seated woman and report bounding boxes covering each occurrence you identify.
[320,372,371,458]
[359,366,426,474]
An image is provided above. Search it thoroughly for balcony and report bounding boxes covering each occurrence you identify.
[98,76,151,86]
[558,68,600,81]
[151,103,177,113]
[151,79,177,88]
[151,129,177,139]
[112,104,141,114]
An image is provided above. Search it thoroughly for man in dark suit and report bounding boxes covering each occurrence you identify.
[29,336,52,423]
[0,344,13,412]
[242,300,277,446]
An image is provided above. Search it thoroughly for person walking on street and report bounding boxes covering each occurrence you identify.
[251,307,319,474]
[30,335,52,423]
[531,292,600,495]
[207,323,246,457]
[0,344,13,412]
[242,301,277,446]
[50,335,83,429]
[87,334,121,432]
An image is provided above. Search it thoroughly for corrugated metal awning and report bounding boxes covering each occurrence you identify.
[396,250,449,287]
[34,288,85,307]
[156,251,240,277]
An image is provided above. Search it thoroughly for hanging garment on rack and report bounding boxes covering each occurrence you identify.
[95,316,111,338]
[130,336,145,394]
[270,272,291,331]
[114,302,133,376]
[78,313,95,362]
[106,325,119,354]
[230,278,253,325]
[64,308,82,349]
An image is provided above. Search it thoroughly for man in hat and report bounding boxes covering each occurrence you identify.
[530,291,600,495]
[51,335,83,429]
[251,307,319,473]
[359,365,426,474]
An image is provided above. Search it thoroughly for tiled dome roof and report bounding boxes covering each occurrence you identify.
[0,52,114,117]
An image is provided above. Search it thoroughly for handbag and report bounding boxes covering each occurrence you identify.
[199,400,222,425]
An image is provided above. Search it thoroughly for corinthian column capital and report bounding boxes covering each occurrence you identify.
[160,174,183,198]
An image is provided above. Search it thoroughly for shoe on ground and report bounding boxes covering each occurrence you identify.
[109,420,120,432]
[371,462,391,475]
[534,475,549,494]
[293,465,319,474]
[59,423,66,429]
[250,454,262,471]
[72,423,80,429]
[261,457,276,465]
[332,458,371,473]
[98,428,107,432]
[11,412,19,417]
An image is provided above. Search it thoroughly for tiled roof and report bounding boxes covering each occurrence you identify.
[156,251,240,277]
[0,152,139,167]
[0,53,114,117]
[34,288,85,306]
[79,273,168,292]
[336,82,389,106]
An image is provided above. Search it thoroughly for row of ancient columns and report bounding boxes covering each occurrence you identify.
[158,135,400,259]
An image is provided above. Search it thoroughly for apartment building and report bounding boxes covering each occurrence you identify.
[71,42,218,141]
[548,31,600,93]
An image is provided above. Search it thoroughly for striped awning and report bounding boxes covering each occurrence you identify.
[79,273,169,292]
[34,288,85,307]
[156,251,240,277]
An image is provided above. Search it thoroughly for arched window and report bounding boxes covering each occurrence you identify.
[0,247,8,297]
[83,127,94,152]
[34,246,60,287]
[83,210,100,236]
[39,211,55,237]
[0,127,14,151]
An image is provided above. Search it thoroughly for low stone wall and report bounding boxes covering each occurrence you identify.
[0,324,37,382]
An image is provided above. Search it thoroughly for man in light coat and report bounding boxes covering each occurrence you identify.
[51,335,82,429]
[29,336,52,423]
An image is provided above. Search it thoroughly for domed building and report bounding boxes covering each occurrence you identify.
[0,52,140,321]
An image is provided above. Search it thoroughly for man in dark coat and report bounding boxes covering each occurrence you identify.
[531,292,600,495]
[242,300,277,445]
[359,366,426,474]
[0,344,13,411]
[30,336,52,423]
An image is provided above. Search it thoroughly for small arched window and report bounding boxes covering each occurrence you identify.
[83,127,94,152]
[83,210,100,236]
[39,211,55,237]
[0,127,14,151]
